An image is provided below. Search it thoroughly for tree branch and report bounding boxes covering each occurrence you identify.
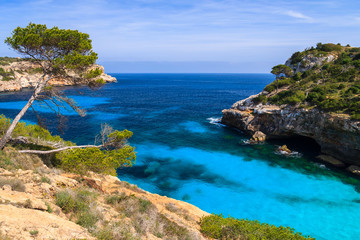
[18,144,102,154]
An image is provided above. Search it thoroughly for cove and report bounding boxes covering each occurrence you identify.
[1,73,360,240]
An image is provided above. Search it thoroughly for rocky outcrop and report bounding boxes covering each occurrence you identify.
[285,54,337,73]
[0,60,116,92]
[221,94,360,166]
[0,167,208,239]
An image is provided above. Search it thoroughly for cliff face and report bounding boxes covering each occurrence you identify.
[0,60,116,92]
[222,94,360,166]
[0,165,208,240]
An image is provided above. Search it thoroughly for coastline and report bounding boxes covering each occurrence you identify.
[221,93,360,175]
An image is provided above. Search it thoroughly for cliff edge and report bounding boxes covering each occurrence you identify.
[0,57,116,92]
[222,43,360,172]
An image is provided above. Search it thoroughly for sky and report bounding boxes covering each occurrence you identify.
[0,0,359,73]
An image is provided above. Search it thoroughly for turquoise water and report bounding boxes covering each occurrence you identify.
[1,73,360,240]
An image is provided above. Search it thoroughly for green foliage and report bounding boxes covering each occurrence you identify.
[83,68,102,79]
[0,68,15,81]
[55,189,96,213]
[316,42,343,52]
[57,145,135,176]
[29,230,39,236]
[200,214,314,240]
[138,198,152,213]
[55,190,76,213]
[105,193,129,205]
[265,44,360,118]
[45,202,53,213]
[271,64,293,78]
[76,211,99,229]
[55,189,100,232]
[253,94,267,104]
[0,115,73,146]
[41,176,51,184]
[5,23,98,73]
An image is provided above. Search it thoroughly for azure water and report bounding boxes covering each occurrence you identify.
[1,73,360,240]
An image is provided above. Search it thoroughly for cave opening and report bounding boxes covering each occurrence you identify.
[268,135,322,158]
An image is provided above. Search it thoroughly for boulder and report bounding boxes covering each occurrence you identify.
[250,131,266,142]
[346,165,360,175]
[317,155,346,168]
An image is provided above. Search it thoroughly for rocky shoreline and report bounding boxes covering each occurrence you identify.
[221,94,360,175]
[0,60,116,92]
[0,165,208,239]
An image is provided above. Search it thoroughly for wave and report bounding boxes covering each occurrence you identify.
[207,117,226,127]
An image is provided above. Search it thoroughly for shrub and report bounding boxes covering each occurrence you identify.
[253,94,267,104]
[138,198,152,213]
[316,43,342,52]
[76,211,99,229]
[57,144,136,176]
[0,178,25,192]
[105,193,129,205]
[0,115,73,147]
[200,214,314,240]
[264,84,276,93]
[55,190,76,213]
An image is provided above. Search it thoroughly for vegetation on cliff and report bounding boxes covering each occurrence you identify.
[0,115,135,176]
[255,43,360,120]
[200,214,314,240]
[0,23,106,149]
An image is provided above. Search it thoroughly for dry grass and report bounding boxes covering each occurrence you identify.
[0,147,43,170]
[0,177,25,192]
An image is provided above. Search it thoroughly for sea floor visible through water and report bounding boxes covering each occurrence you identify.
[0,73,360,240]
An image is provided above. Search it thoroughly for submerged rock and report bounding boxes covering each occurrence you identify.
[250,131,266,143]
[279,145,292,154]
[346,165,360,176]
[317,155,346,168]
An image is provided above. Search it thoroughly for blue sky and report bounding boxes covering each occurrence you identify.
[0,0,359,73]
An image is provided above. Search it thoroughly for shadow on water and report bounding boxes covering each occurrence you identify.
[117,156,254,196]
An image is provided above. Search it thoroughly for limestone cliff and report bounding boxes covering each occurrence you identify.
[222,43,360,173]
[0,59,116,92]
[222,94,360,165]
[0,166,208,240]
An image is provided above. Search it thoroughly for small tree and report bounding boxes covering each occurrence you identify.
[271,64,293,92]
[0,23,105,149]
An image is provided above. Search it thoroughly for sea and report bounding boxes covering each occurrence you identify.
[0,73,360,240]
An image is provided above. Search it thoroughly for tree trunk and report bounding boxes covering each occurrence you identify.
[18,145,101,154]
[0,75,51,150]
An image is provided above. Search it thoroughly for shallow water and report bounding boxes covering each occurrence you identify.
[1,73,360,240]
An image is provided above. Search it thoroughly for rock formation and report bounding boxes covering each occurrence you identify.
[0,59,116,92]
[222,94,360,167]
[0,167,208,239]
[222,44,360,172]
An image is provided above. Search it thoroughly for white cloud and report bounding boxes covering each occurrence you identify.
[284,10,314,22]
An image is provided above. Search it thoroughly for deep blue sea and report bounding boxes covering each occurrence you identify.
[1,73,360,240]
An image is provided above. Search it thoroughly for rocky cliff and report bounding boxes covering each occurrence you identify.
[222,43,360,173]
[0,59,116,92]
[222,95,360,166]
[0,164,208,240]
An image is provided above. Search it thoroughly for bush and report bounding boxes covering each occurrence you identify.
[264,84,276,93]
[200,214,314,240]
[253,94,267,104]
[55,190,76,213]
[316,43,342,52]
[76,211,99,229]
[57,144,136,176]
[0,115,73,147]
[0,178,25,192]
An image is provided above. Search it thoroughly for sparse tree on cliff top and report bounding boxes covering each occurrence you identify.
[0,23,105,149]
[271,64,293,92]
